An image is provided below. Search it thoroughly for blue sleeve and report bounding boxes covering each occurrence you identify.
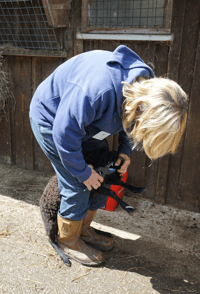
[118,130,134,157]
[52,84,97,182]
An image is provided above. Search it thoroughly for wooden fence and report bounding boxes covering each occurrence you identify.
[0,0,200,212]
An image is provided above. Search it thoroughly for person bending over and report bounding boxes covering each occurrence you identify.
[29,45,188,266]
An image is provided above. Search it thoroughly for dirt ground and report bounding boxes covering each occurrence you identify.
[0,163,200,294]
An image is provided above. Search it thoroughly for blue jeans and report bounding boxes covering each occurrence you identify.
[30,117,108,220]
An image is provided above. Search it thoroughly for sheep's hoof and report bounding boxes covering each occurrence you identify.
[49,239,71,267]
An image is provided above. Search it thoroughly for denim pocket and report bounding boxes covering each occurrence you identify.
[38,125,59,158]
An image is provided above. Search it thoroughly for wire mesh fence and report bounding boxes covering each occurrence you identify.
[87,0,166,30]
[0,0,65,57]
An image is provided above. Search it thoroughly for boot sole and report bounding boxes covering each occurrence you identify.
[67,254,105,267]
[58,241,105,267]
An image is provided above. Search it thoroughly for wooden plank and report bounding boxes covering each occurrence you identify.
[176,26,200,211]
[129,150,147,188]
[166,0,200,209]
[165,0,173,30]
[42,0,72,28]
[155,155,170,204]
[83,40,94,52]
[154,44,170,204]
[93,40,99,50]
[143,43,168,201]
[77,33,173,42]
[165,0,186,204]
[81,0,89,32]
[144,158,158,200]
[129,42,156,192]
[97,40,123,52]
[167,0,186,82]
[1,51,67,58]
[73,0,84,56]
[107,136,113,151]
[0,58,12,165]
[177,0,200,99]
[32,57,62,174]
[59,0,77,60]
[136,43,156,190]
[74,39,84,56]
[0,114,12,165]
[63,23,73,60]
[9,56,33,170]
[81,28,172,34]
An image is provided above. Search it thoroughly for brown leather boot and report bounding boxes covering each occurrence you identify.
[57,214,104,266]
[81,210,114,252]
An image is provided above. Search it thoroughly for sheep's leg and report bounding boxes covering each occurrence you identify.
[48,239,71,267]
[94,186,135,214]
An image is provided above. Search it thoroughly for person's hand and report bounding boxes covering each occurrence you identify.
[83,165,104,191]
[115,153,131,175]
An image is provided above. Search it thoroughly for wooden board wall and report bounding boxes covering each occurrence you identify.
[0,58,12,166]
[0,0,200,212]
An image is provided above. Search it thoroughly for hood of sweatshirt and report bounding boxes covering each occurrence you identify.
[106,45,155,117]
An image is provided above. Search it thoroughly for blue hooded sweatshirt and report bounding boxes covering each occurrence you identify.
[30,45,154,182]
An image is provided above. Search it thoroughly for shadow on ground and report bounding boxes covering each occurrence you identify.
[0,163,200,294]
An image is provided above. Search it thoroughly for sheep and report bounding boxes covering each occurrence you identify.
[39,175,70,265]
[39,149,145,266]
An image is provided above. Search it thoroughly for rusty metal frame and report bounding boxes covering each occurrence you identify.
[81,0,173,35]
[0,0,68,57]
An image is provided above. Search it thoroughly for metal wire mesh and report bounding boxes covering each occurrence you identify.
[87,0,166,29]
[0,0,63,56]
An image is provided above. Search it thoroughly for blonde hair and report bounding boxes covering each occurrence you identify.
[122,77,188,160]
